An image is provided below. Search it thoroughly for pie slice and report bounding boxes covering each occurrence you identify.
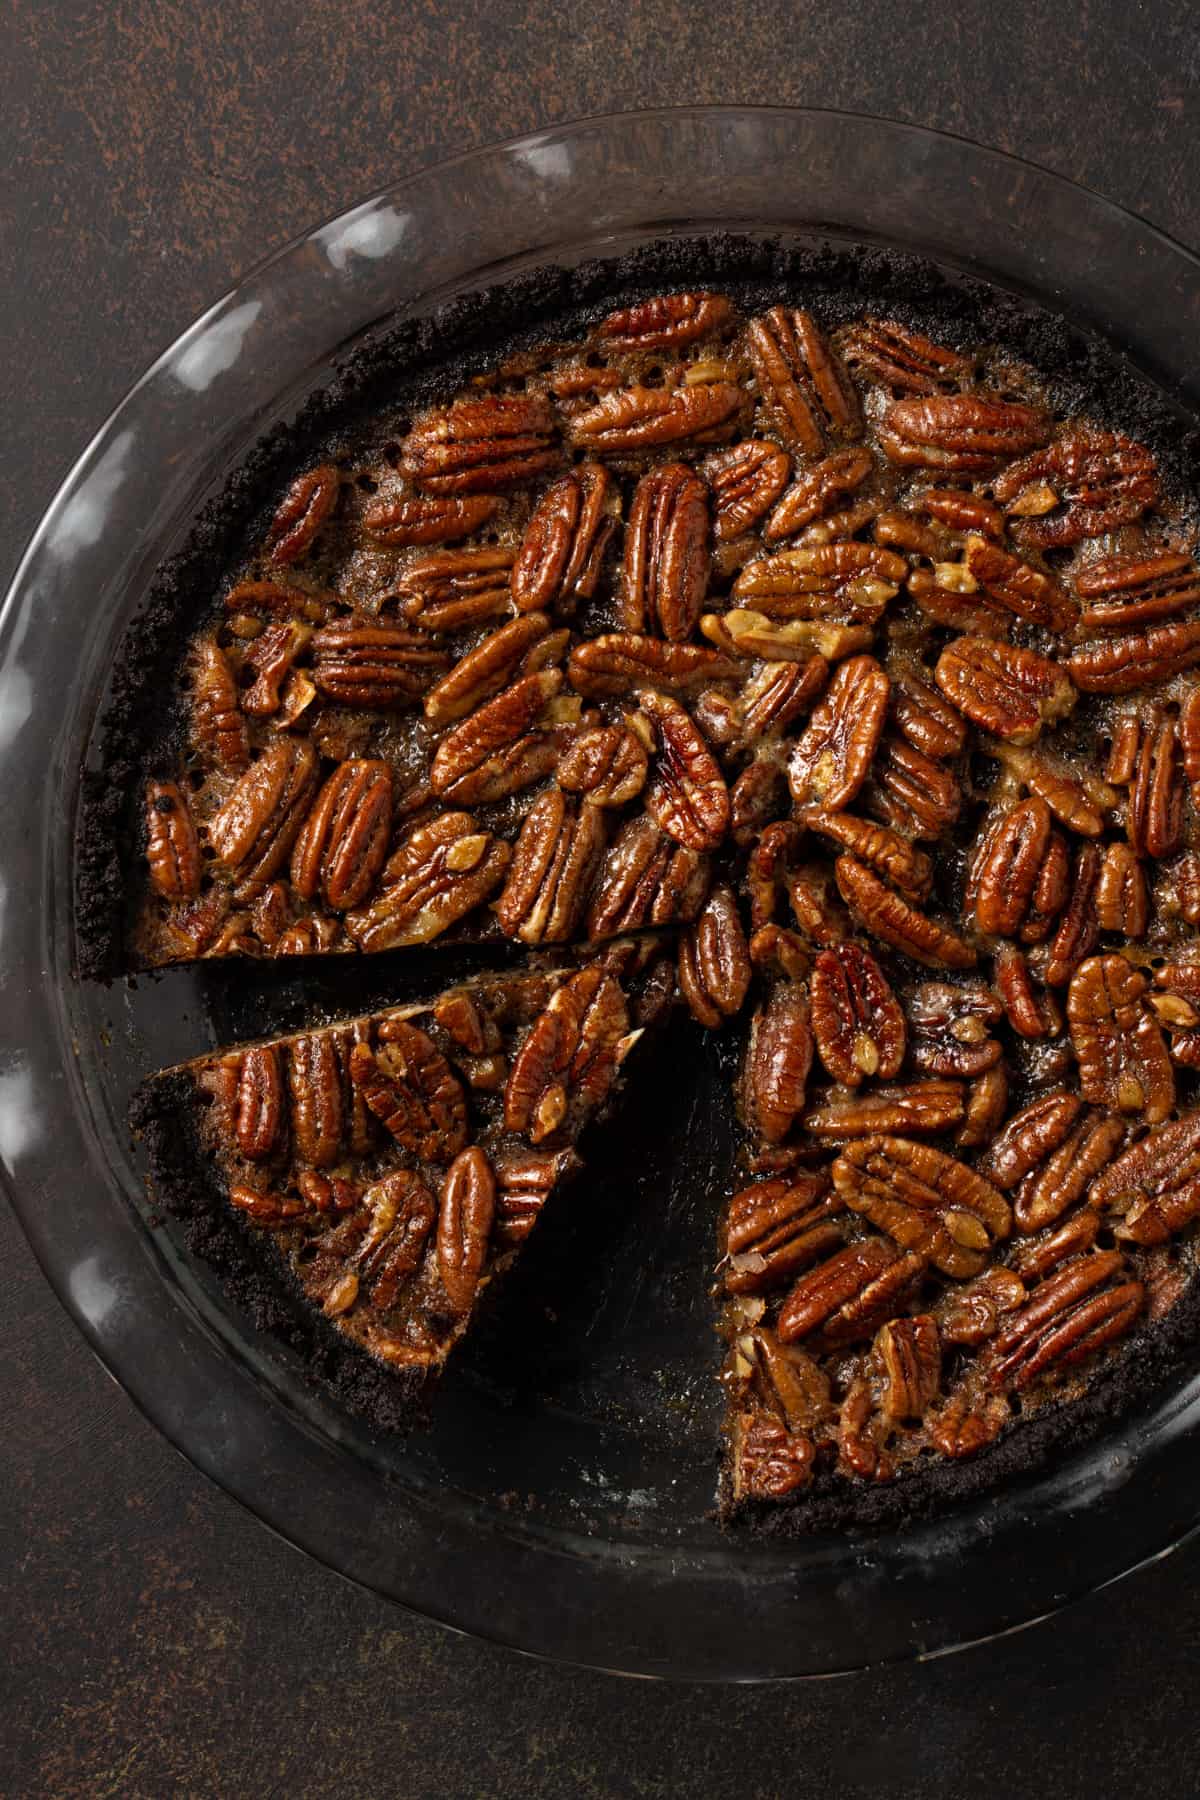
[132,939,673,1400]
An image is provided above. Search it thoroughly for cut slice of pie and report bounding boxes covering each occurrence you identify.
[132,940,673,1397]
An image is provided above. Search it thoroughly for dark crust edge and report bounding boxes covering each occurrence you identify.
[75,230,1200,980]
[129,1072,431,1432]
[87,231,1200,1535]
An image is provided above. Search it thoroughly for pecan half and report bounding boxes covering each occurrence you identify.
[907,981,1003,1076]
[620,463,710,640]
[994,946,1063,1039]
[1068,620,1200,695]
[311,622,448,705]
[966,798,1068,941]
[985,1251,1144,1389]
[927,1389,1011,1458]
[875,1315,942,1417]
[702,608,873,665]
[241,620,312,717]
[805,811,931,904]
[569,381,744,452]
[702,441,791,540]
[504,967,631,1143]
[788,654,889,810]
[586,814,710,937]
[887,666,967,762]
[345,1170,437,1312]
[833,1136,1011,1279]
[208,738,319,885]
[1094,841,1149,937]
[962,534,1077,631]
[492,1147,579,1247]
[810,943,905,1085]
[227,1047,284,1164]
[864,734,961,839]
[567,632,738,697]
[729,757,788,846]
[747,307,862,452]
[740,982,813,1144]
[349,1020,468,1164]
[879,395,1050,470]
[287,1031,345,1168]
[935,637,1074,745]
[936,1268,1026,1347]
[723,1173,841,1294]
[803,1079,965,1140]
[835,854,976,969]
[678,885,752,1028]
[264,465,339,563]
[510,463,615,613]
[777,1238,923,1349]
[1116,710,1183,859]
[192,641,249,775]
[345,811,509,950]
[1066,953,1174,1122]
[734,542,906,625]
[839,319,973,394]
[362,494,500,546]
[1044,843,1103,986]
[290,760,392,911]
[495,787,607,944]
[402,394,560,493]
[556,722,648,806]
[985,1087,1086,1188]
[1075,551,1200,632]
[731,1412,816,1501]
[993,427,1158,548]
[397,547,517,635]
[423,612,558,727]
[1012,1109,1125,1233]
[145,781,202,901]
[1089,1111,1200,1246]
[595,291,734,350]
[764,446,875,541]
[638,689,730,851]
[430,668,562,804]
[436,1147,496,1316]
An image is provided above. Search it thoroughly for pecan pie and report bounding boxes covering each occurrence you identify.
[97,242,1200,1528]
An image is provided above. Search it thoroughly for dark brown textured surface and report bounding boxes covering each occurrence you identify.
[5,2,1200,1792]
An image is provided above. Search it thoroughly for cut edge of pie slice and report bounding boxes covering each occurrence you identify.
[130,937,674,1422]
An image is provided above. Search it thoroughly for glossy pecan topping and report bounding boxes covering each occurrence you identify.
[747,307,862,453]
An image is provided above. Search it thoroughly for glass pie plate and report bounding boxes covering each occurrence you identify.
[7,107,1200,1682]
